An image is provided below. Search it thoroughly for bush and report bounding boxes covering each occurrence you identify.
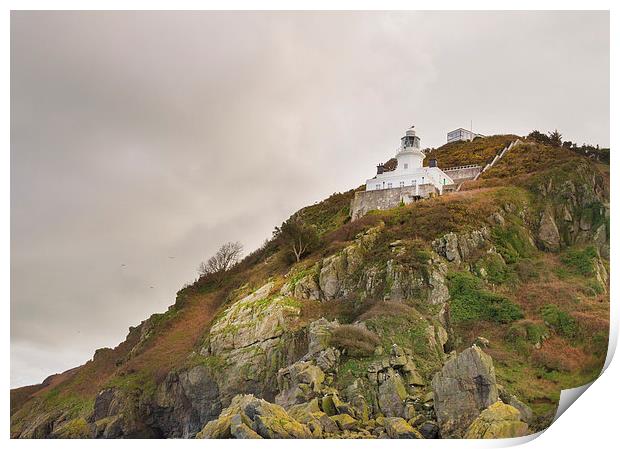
[474,253,515,285]
[506,320,547,345]
[448,272,524,324]
[491,225,532,264]
[560,246,597,276]
[329,325,381,357]
[541,304,578,339]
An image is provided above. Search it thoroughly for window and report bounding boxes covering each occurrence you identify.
[387,182,392,188]
[404,163,408,169]
[412,179,416,186]
[376,184,381,190]
[399,181,404,187]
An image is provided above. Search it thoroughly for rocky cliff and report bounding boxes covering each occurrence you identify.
[11,135,609,439]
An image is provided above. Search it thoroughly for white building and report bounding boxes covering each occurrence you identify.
[447,127,484,143]
[365,125,454,194]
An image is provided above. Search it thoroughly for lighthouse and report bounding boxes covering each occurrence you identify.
[364,125,454,193]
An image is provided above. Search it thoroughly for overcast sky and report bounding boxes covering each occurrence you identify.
[10,11,609,388]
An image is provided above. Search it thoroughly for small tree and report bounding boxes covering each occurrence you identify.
[527,130,551,145]
[198,241,243,277]
[274,217,319,263]
[548,129,563,147]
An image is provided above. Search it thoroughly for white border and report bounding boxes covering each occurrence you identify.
[3,2,616,447]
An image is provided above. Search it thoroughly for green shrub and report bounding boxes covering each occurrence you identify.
[448,272,524,324]
[491,225,533,264]
[474,253,515,285]
[541,304,578,339]
[505,320,547,346]
[560,246,597,276]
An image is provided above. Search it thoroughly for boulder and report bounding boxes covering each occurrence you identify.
[428,262,450,305]
[431,346,499,438]
[307,319,339,355]
[293,273,321,301]
[498,386,533,424]
[538,208,561,251]
[314,347,340,373]
[418,421,440,439]
[319,254,345,300]
[377,369,407,417]
[196,394,312,439]
[464,401,528,439]
[331,413,358,431]
[209,282,301,353]
[383,417,423,439]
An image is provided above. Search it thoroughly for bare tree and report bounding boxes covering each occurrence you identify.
[198,241,243,277]
[274,217,319,263]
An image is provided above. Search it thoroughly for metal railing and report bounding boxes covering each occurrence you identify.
[443,164,482,171]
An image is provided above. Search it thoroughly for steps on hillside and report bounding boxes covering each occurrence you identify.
[455,139,521,191]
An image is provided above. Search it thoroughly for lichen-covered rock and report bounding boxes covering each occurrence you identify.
[307,318,339,355]
[200,282,307,407]
[208,282,300,353]
[431,346,499,438]
[275,361,326,408]
[196,394,312,439]
[497,386,533,424]
[377,368,407,417]
[538,208,561,251]
[383,417,423,439]
[384,260,425,301]
[331,413,358,431]
[432,228,490,264]
[433,232,461,263]
[464,401,528,439]
[428,258,450,305]
[294,274,321,301]
[314,347,340,373]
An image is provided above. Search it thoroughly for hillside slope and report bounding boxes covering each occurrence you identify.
[11,135,609,439]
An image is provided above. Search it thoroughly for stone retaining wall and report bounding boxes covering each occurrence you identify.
[350,184,438,221]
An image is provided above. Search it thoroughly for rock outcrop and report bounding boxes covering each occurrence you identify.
[197,394,312,439]
[464,401,528,439]
[432,228,491,264]
[538,208,561,251]
[431,346,499,438]
[200,282,308,404]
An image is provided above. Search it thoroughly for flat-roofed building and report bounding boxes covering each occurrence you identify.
[447,127,484,143]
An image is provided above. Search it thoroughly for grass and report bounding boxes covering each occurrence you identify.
[491,224,534,264]
[425,134,519,168]
[482,141,579,180]
[474,253,517,285]
[560,246,598,277]
[540,304,578,340]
